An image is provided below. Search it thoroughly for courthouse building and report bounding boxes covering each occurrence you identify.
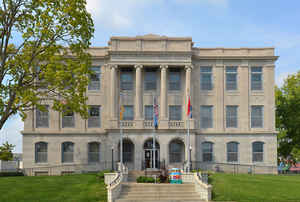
[22,34,278,175]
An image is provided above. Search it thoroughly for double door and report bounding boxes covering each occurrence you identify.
[144,149,159,169]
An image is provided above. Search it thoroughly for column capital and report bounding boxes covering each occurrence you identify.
[108,64,118,69]
[185,64,193,70]
[134,64,143,69]
[160,64,168,70]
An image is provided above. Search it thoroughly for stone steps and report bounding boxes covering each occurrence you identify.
[116,182,204,202]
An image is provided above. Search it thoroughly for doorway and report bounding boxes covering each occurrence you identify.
[143,139,160,169]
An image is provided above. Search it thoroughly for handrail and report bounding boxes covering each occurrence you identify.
[109,172,121,187]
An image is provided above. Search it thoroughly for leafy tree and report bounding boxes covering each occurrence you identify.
[276,71,300,160]
[0,0,94,130]
[0,141,15,161]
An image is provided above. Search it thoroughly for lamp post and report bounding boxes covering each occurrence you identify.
[111,145,114,171]
[189,145,192,171]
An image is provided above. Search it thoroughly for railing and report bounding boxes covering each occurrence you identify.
[143,121,153,128]
[119,121,135,128]
[168,121,184,129]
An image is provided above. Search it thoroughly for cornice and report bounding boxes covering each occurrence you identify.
[192,55,279,61]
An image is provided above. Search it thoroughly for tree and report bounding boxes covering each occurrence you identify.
[0,0,94,130]
[276,71,300,160]
[0,141,15,161]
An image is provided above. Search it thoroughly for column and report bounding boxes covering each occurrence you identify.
[110,64,117,120]
[160,65,168,120]
[134,64,143,120]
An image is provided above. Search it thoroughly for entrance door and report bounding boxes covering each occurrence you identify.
[143,139,160,169]
[144,149,160,169]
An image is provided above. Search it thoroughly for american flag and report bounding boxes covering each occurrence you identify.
[153,96,159,129]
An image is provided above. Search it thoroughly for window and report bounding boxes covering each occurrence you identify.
[88,142,100,163]
[226,66,237,90]
[251,106,263,128]
[252,142,264,162]
[35,142,47,163]
[144,69,157,90]
[227,142,238,162]
[120,139,134,163]
[123,105,134,120]
[62,109,75,128]
[88,106,101,128]
[62,142,74,163]
[251,67,263,90]
[202,142,213,162]
[36,105,49,128]
[226,106,238,128]
[35,66,47,89]
[200,106,213,128]
[169,139,184,163]
[145,105,153,120]
[200,66,213,90]
[121,69,133,90]
[169,68,181,91]
[88,66,101,90]
[169,105,182,121]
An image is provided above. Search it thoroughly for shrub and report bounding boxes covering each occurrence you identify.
[0,172,24,177]
[136,176,155,183]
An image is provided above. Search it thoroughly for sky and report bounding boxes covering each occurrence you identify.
[1,0,300,153]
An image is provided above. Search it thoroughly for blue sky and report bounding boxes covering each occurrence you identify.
[1,0,300,153]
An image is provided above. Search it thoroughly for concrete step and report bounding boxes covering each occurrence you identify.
[115,200,205,202]
[119,196,201,200]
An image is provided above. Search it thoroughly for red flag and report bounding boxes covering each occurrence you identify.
[187,96,191,117]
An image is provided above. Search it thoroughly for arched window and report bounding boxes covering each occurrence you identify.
[227,142,238,162]
[35,142,48,163]
[253,142,264,162]
[88,142,100,163]
[202,142,213,162]
[169,139,185,163]
[62,142,74,163]
[119,139,134,163]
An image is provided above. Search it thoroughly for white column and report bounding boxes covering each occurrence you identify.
[110,64,117,120]
[134,64,143,120]
[160,65,168,119]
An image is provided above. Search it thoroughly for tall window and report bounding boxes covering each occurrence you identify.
[226,66,237,90]
[88,106,101,128]
[62,142,74,163]
[169,105,182,121]
[169,139,184,163]
[35,66,47,89]
[226,106,238,128]
[200,66,213,90]
[200,106,213,128]
[251,106,263,128]
[36,105,49,128]
[251,67,263,90]
[144,69,157,90]
[35,142,48,163]
[227,142,238,162]
[88,66,101,90]
[121,69,133,90]
[62,109,75,128]
[123,105,134,120]
[169,68,181,91]
[88,142,100,163]
[202,142,213,162]
[252,142,264,162]
[120,139,134,163]
[145,105,153,120]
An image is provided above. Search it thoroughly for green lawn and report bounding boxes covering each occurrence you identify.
[211,173,300,202]
[0,173,107,202]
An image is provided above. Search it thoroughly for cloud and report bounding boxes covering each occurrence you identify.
[0,115,23,153]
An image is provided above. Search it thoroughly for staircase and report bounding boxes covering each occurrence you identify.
[115,182,205,202]
[127,170,145,182]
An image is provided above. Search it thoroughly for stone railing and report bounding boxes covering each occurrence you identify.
[119,121,135,128]
[106,164,128,202]
[143,120,154,128]
[168,121,184,129]
[194,172,212,201]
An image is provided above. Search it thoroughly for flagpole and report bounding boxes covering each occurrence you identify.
[187,95,191,173]
[153,94,156,169]
[120,93,123,172]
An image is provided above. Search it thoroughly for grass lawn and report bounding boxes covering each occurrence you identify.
[211,173,300,202]
[0,173,107,202]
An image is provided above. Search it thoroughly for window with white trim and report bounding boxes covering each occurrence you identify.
[251,106,263,128]
[226,66,237,90]
[88,66,101,90]
[36,105,49,128]
[227,142,238,162]
[251,67,263,90]
[200,66,213,90]
[88,106,101,128]
[200,106,213,128]
[226,106,238,128]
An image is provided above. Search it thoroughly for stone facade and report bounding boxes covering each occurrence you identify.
[22,34,278,175]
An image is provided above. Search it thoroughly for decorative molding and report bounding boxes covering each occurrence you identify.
[185,64,193,70]
[160,64,168,70]
[134,64,143,69]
